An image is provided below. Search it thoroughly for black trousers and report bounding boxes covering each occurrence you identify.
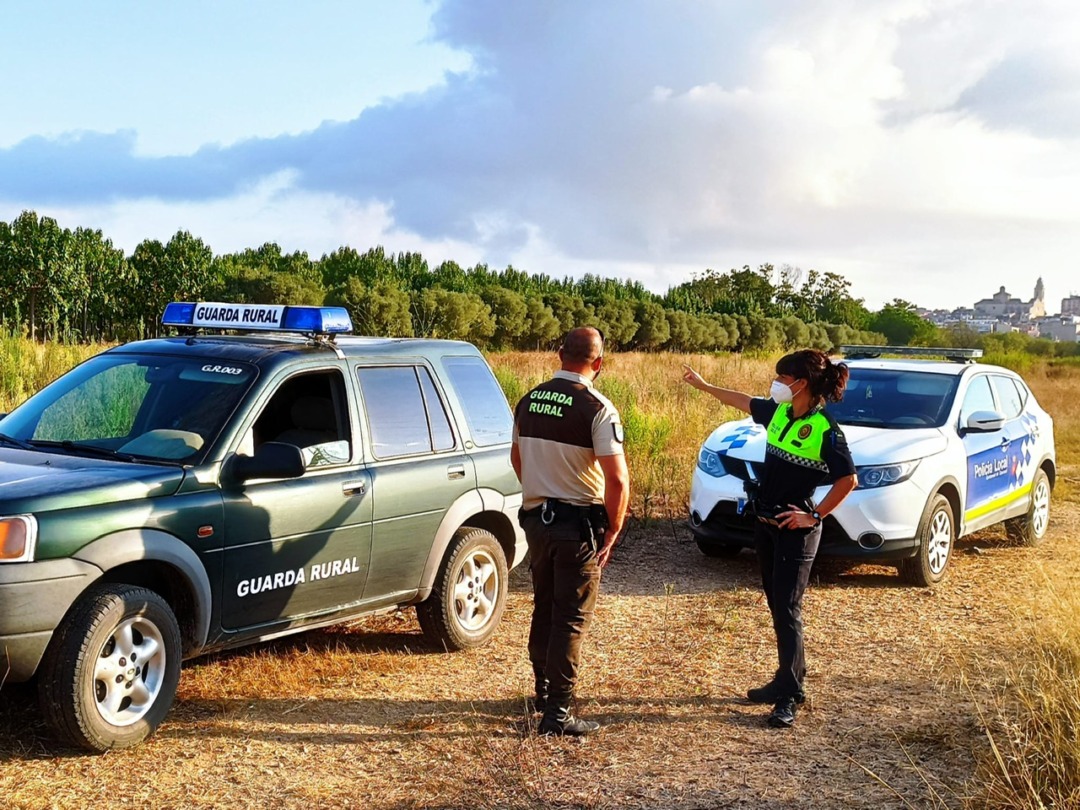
[522,514,600,702]
[754,520,822,699]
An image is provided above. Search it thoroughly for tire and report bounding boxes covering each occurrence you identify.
[900,493,954,587]
[695,538,742,558]
[37,583,182,752]
[1005,468,1051,547]
[417,527,508,651]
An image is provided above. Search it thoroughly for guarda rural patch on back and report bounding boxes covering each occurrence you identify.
[527,388,574,417]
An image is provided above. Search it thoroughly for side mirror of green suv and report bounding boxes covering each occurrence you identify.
[226,441,306,483]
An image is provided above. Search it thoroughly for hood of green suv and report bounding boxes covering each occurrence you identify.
[0,448,187,514]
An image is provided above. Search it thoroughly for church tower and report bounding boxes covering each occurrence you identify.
[1030,277,1046,319]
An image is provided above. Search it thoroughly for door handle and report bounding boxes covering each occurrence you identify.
[342,479,367,496]
[447,464,466,480]
[1000,437,1010,451]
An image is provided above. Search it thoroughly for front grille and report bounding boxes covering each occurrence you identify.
[720,456,761,482]
[705,500,757,540]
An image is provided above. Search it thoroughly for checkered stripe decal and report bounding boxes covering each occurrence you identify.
[766,443,829,472]
[713,425,762,456]
[1015,412,1040,487]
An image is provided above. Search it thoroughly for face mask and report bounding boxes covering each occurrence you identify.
[770,380,795,403]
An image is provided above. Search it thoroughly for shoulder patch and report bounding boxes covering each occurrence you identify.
[797,424,812,440]
[613,422,625,443]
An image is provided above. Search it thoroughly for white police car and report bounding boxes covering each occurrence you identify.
[689,346,1056,586]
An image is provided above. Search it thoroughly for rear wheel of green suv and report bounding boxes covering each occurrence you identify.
[38,583,182,751]
[418,527,508,651]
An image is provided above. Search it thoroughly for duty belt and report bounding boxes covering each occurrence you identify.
[752,501,787,527]
[520,499,610,554]
[751,499,815,527]
[520,499,597,525]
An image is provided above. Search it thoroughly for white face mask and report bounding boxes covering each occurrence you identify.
[770,380,795,403]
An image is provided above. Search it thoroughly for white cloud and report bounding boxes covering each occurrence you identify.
[3,0,1080,310]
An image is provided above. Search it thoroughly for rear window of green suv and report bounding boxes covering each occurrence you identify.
[441,356,514,447]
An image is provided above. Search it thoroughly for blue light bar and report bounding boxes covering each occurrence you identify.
[162,302,197,326]
[161,302,353,335]
[282,306,352,334]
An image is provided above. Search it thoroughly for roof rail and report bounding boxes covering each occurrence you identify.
[838,345,983,363]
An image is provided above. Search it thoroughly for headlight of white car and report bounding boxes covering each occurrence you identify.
[856,460,920,489]
[697,447,725,477]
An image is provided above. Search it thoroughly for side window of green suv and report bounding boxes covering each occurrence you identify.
[248,369,352,468]
[357,365,456,458]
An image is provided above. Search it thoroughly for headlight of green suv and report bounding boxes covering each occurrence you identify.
[697,447,725,477]
[0,515,38,563]
[856,460,920,489]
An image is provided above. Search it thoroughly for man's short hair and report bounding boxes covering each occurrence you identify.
[561,327,603,364]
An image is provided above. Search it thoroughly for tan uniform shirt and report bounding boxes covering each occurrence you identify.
[513,370,624,510]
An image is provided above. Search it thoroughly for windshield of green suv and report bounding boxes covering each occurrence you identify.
[0,353,257,463]
[827,368,961,429]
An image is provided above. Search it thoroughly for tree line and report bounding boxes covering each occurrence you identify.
[0,208,1013,354]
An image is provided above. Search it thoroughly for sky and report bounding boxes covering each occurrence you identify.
[2,0,1079,312]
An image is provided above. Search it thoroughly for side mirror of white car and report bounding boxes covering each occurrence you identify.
[964,409,1006,433]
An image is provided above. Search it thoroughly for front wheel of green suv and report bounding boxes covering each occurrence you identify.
[37,583,182,752]
[418,527,508,651]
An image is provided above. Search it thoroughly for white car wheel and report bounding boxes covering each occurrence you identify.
[901,493,954,587]
[1006,468,1052,547]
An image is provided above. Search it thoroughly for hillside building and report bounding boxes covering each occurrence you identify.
[1038,315,1080,343]
[973,279,1046,321]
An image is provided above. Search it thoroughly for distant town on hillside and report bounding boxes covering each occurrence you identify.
[919,280,1080,343]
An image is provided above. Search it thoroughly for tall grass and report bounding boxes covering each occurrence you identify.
[971,573,1080,808]
[3,337,1077,508]
[0,332,105,414]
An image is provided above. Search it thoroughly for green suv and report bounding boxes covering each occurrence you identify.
[0,303,525,751]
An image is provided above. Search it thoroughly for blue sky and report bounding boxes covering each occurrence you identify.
[2,0,1079,311]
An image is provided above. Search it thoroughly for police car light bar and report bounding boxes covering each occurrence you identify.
[839,345,983,362]
[162,302,353,335]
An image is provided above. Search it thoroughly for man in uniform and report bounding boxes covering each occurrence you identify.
[511,327,630,736]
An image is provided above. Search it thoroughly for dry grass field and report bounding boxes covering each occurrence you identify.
[3,512,1076,808]
[2,347,1079,808]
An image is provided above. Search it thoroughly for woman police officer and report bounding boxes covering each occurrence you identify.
[682,349,857,728]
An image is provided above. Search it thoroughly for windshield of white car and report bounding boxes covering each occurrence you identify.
[827,368,960,429]
[0,353,257,463]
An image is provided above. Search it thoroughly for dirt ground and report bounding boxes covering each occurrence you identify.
[2,500,1075,810]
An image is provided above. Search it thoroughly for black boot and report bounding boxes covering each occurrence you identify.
[746,681,806,705]
[767,697,797,729]
[538,701,600,737]
[531,666,549,714]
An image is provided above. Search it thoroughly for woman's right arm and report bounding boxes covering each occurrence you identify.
[681,365,753,414]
